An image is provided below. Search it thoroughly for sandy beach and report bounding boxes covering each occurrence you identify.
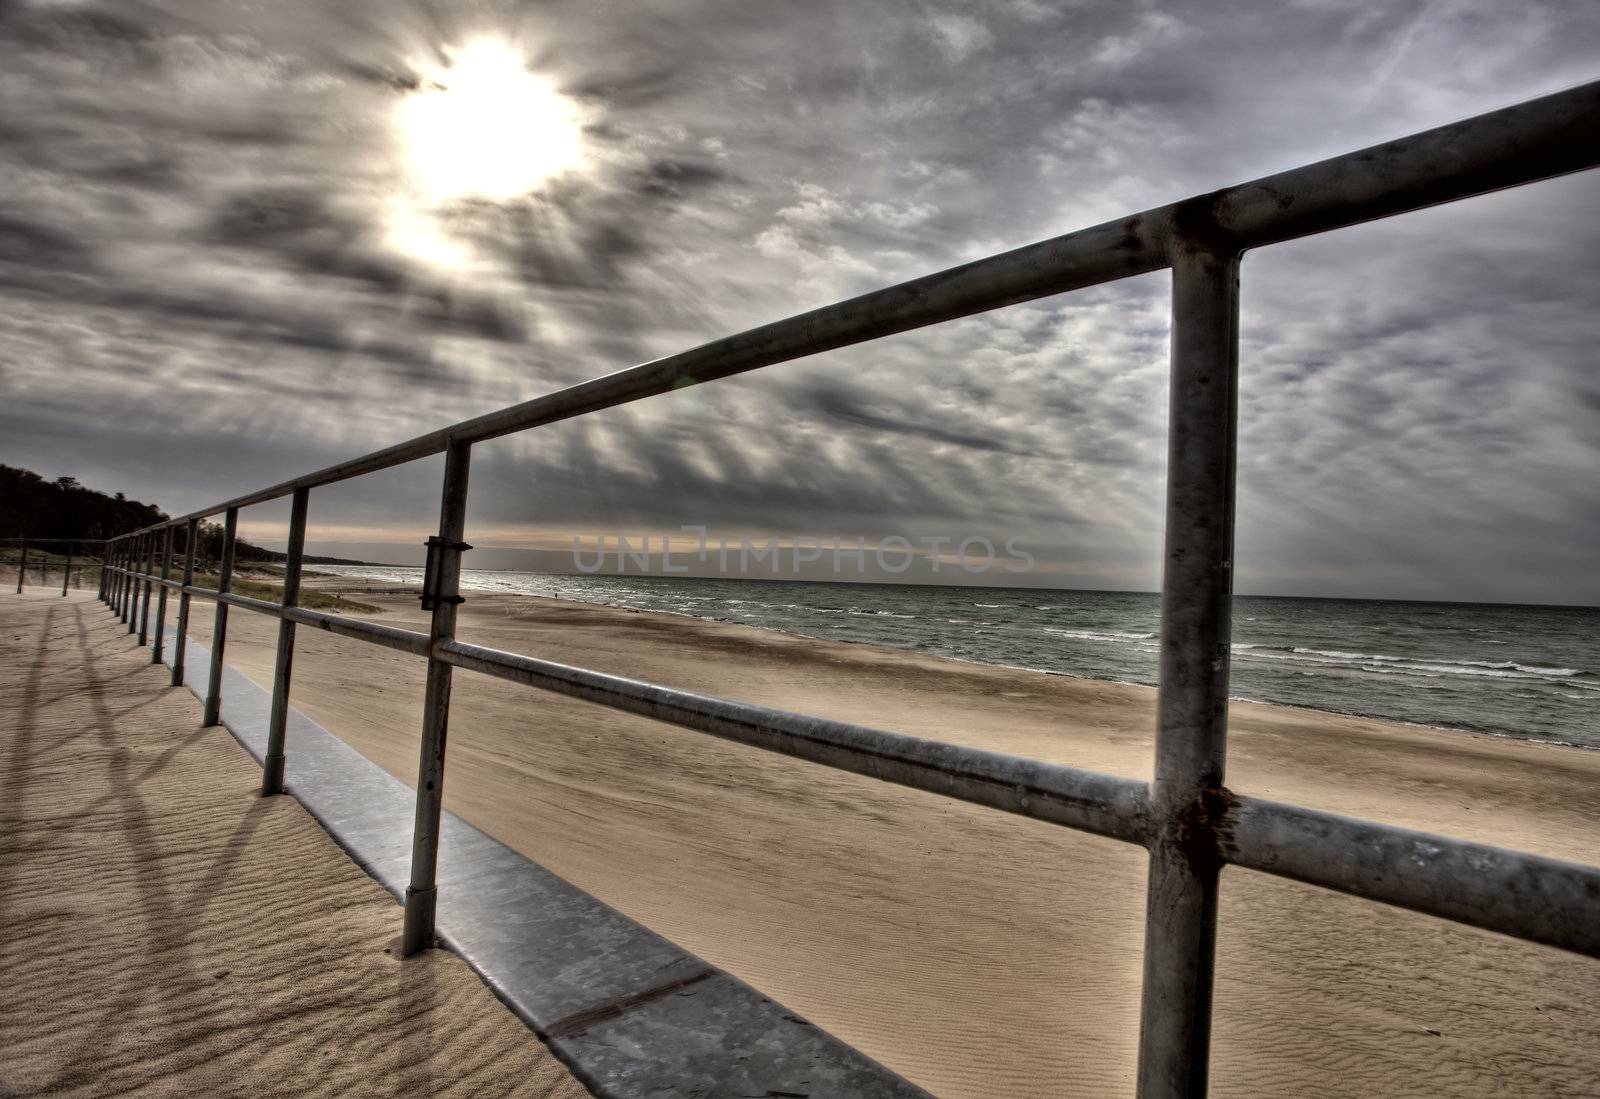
[179,583,1600,1097]
[0,592,590,1099]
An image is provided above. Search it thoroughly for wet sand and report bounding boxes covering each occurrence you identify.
[182,585,1600,1097]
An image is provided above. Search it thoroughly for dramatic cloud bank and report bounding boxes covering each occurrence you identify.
[2,0,1596,601]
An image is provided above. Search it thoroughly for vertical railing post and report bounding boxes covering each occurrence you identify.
[202,509,238,727]
[1135,237,1241,1099]
[152,527,173,664]
[262,488,310,797]
[107,540,117,608]
[172,519,197,687]
[133,534,144,627]
[14,540,25,594]
[138,532,155,645]
[116,540,127,615]
[127,534,142,634]
[402,439,472,956]
[96,544,106,602]
[120,539,133,624]
[123,539,133,616]
[62,543,73,597]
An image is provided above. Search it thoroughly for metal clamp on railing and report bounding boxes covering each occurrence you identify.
[419,535,471,610]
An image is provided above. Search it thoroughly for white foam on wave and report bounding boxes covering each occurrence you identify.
[1042,627,1157,644]
[1232,645,1589,683]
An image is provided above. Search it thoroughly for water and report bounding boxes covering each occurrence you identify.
[318,566,1600,749]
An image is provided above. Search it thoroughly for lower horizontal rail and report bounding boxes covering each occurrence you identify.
[434,637,1153,845]
[116,570,1600,958]
[165,579,432,658]
[284,606,431,657]
[1223,797,1600,958]
[212,589,282,616]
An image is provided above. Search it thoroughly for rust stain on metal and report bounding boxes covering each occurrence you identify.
[1166,785,1242,868]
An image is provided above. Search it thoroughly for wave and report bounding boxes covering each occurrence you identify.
[1291,646,1584,677]
[1230,645,1588,683]
[1287,646,1531,671]
[1042,627,1157,644]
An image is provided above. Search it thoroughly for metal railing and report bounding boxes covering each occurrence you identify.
[4,537,104,597]
[78,81,1600,1097]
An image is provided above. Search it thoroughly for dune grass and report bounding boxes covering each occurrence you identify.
[192,572,382,614]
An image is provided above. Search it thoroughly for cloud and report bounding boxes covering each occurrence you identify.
[1,0,1597,602]
[1089,11,1190,69]
[797,379,1033,456]
[927,15,995,63]
[0,211,99,271]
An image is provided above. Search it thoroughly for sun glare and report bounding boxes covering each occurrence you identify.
[397,39,583,202]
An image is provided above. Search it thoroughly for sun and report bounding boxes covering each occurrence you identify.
[397,39,583,203]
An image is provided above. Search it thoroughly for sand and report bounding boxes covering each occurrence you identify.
[174,584,1600,1098]
[0,592,592,1099]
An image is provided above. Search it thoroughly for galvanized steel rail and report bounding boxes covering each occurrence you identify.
[76,80,1600,1097]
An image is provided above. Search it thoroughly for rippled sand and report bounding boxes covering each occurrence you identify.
[0,592,591,1099]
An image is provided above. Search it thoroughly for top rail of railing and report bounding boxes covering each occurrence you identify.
[117,79,1599,534]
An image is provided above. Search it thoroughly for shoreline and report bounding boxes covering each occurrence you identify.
[315,563,1600,611]
[317,568,1599,753]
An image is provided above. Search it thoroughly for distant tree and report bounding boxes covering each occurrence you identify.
[191,518,280,567]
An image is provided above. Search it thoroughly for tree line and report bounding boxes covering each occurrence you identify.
[2,464,368,565]
[1,464,166,544]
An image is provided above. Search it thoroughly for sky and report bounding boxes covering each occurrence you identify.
[1,0,1597,602]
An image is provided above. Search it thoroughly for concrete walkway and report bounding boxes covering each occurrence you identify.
[0,592,593,1099]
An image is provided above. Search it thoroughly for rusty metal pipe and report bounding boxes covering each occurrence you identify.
[1136,240,1241,1099]
[172,519,198,687]
[403,439,472,956]
[262,488,309,796]
[201,509,237,727]
[433,637,1153,846]
[151,529,171,661]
